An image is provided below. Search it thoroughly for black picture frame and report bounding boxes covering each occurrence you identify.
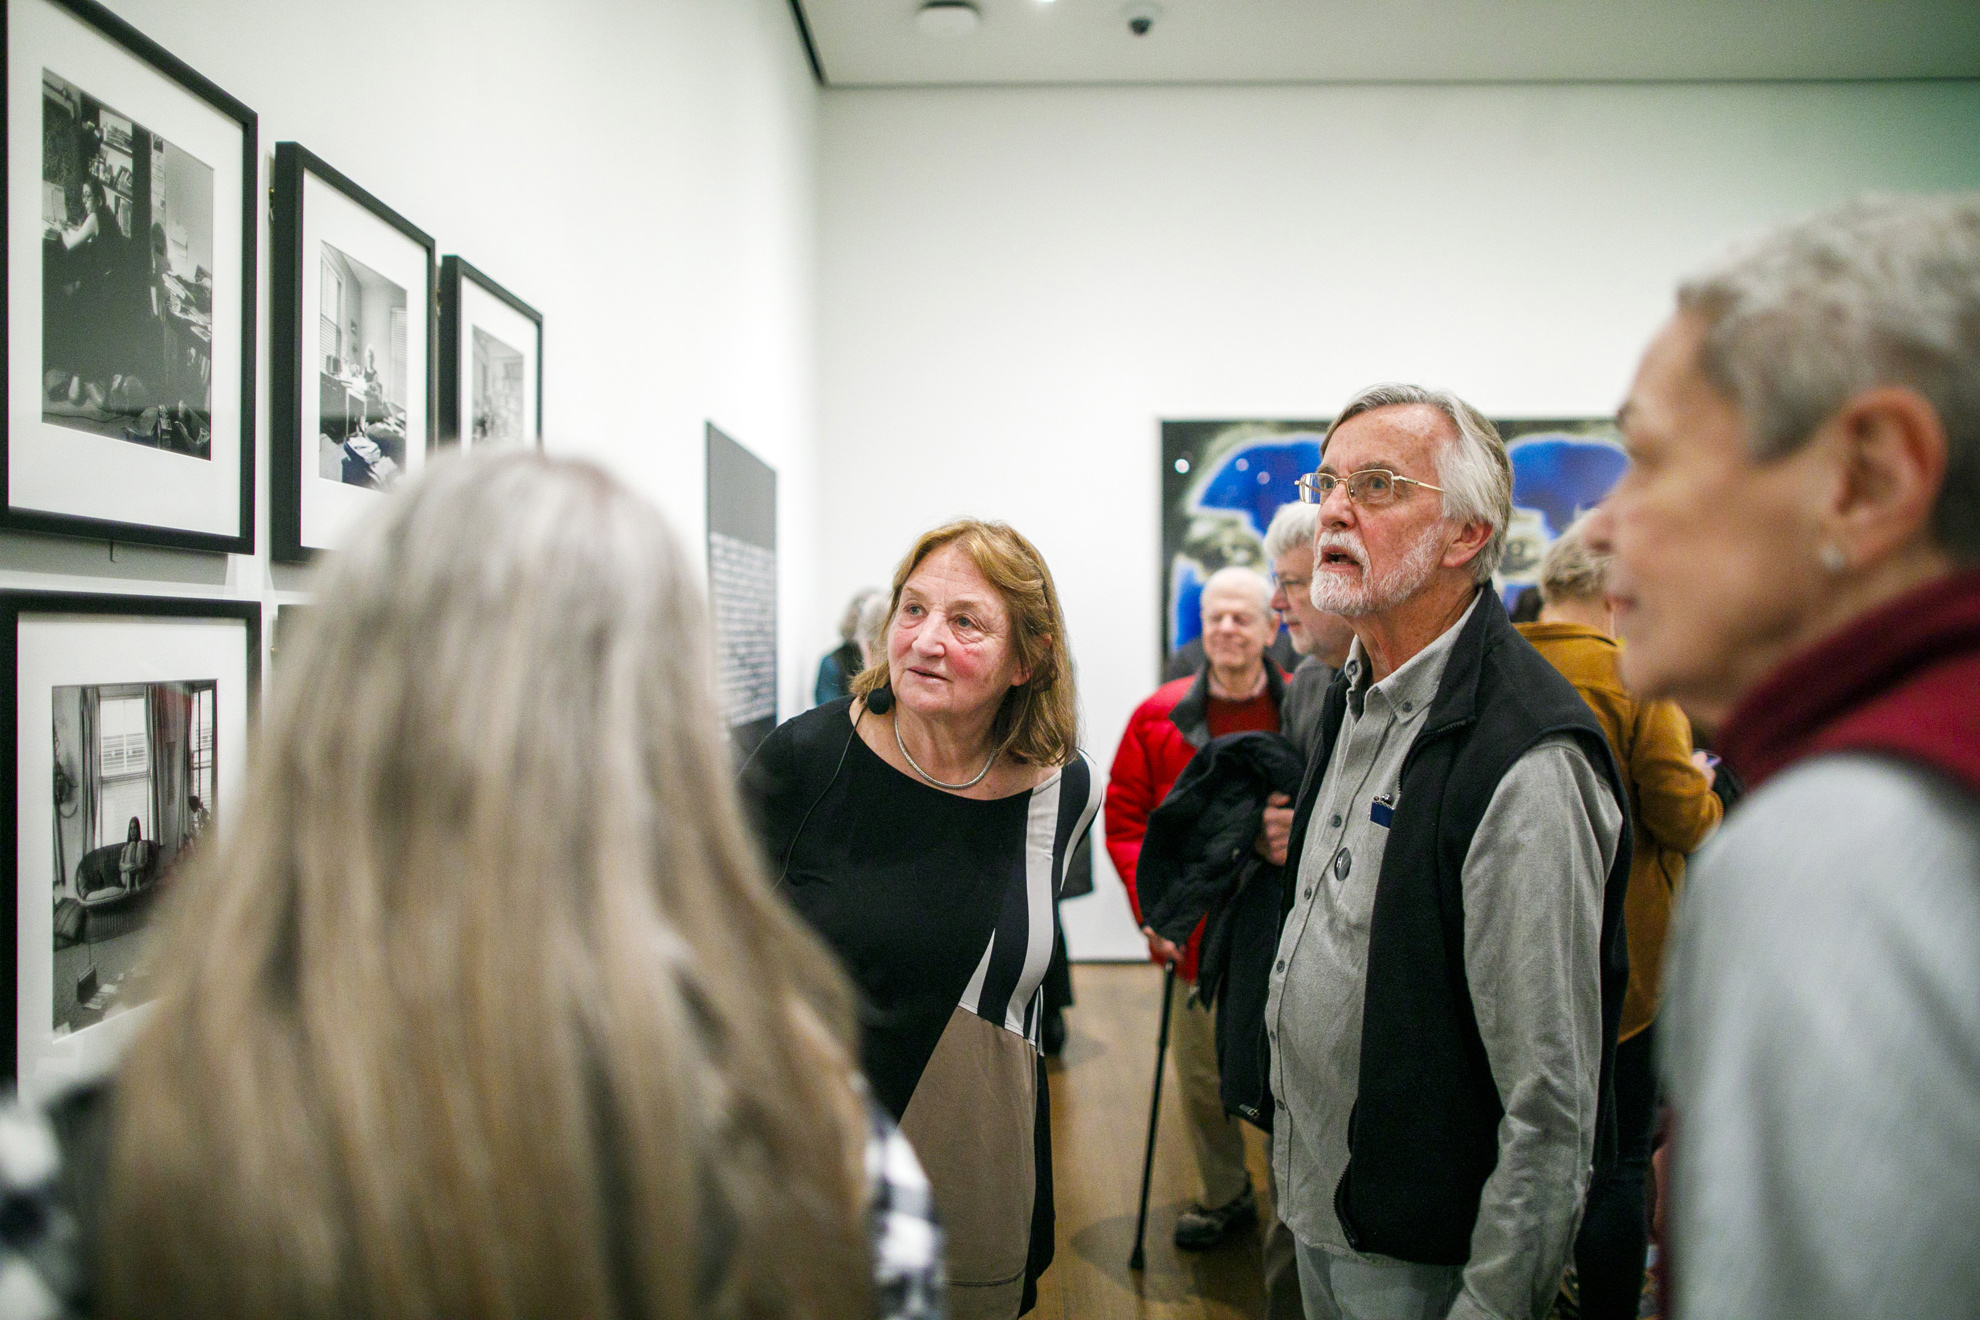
[1,589,260,1087]
[3,0,258,553]
[269,141,436,563]
[438,256,542,450]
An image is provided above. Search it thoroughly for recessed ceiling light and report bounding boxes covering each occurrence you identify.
[917,1,981,36]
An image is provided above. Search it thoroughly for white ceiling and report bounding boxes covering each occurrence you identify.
[796,0,1980,86]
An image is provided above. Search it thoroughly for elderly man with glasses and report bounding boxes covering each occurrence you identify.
[1249,384,1631,1320]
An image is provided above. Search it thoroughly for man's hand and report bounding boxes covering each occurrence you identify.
[1142,926,1181,966]
[1257,792,1293,865]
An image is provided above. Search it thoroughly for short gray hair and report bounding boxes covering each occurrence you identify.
[1538,511,1612,604]
[838,588,880,643]
[1324,383,1513,583]
[1262,501,1319,562]
[1679,193,1980,562]
[1199,565,1273,616]
[856,590,891,655]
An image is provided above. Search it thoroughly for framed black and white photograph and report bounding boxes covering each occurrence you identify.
[439,257,541,451]
[2,591,257,1092]
[270,141,434,562]
[706,424,777,758]
[4,0,256,552]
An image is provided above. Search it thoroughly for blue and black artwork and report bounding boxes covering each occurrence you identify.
[1159,418,1630,670]
[1497,424,1631,608]
[1160,423,1325,663]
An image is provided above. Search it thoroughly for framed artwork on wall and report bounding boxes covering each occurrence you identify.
[2,590,259,1093]
[438,257,541,451]
[270,141,435,562]
[1159,417,1629,669]
[706,423,777,759]
[3,0,257,552]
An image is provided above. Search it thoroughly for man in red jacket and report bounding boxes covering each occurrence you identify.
[1107,565,1284,1249]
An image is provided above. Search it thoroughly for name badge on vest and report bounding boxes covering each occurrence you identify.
[1370,792,1396,828]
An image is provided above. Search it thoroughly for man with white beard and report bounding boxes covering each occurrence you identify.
[1253,384,1630,1320]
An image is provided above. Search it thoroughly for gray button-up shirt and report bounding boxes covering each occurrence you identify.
[1266,595,1623,1320]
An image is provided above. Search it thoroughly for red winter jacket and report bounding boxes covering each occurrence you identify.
[1105,664,1285,982]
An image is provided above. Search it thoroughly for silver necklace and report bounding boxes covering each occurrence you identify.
[894,715,999,790]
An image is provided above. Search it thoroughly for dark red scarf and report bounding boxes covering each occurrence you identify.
[1719,569,1980,798]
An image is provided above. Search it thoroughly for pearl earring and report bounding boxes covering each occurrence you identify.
[1818,543,1848,573]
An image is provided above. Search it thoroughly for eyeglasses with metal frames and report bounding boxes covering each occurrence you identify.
[1295,468,1446,508]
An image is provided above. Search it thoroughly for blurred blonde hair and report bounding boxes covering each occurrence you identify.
[851,519,1080,767]
[1538,511,1614,605]
[104,454,870,1320]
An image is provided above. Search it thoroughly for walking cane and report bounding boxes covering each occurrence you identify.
[1128,960,1178,1272]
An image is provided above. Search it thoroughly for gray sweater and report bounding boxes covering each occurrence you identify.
[1662,753,1980,1320]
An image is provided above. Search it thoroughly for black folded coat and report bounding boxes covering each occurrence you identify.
[1135,730,1307,1128]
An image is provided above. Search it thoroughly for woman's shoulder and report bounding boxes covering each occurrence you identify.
[754,699,858,767]
[1059,746,1100,785]
[1026,748,1103,815]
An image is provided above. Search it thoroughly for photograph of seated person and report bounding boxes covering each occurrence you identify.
[8,454,943,1320]
[316,243,410,490]
[40,71,214,459]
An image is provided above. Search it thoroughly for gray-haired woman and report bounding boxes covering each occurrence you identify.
[1596,194,1980,1320]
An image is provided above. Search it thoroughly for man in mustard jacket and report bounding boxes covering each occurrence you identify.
[1517,513,1722,1320]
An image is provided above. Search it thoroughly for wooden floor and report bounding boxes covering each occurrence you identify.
[1031,962,1275,1320]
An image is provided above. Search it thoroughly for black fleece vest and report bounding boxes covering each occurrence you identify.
[1279,593,1633,1265]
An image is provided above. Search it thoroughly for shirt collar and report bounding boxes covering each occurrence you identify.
[1342,590,1483,721]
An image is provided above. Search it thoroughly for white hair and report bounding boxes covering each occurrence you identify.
[1263,501,1320,562]
[1199,565,1274,616]
[1323,383,1512,583]
[838,588,880,643]
[1538,511,1613,604]
[1679,193,1980,562]
[855,590,891,656]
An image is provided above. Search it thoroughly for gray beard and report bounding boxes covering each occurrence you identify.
[1309,530,1445,618]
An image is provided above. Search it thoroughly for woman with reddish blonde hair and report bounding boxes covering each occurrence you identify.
[746,519,1100,1320]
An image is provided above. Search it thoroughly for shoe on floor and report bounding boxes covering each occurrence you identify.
[1173,1183,1257,1250]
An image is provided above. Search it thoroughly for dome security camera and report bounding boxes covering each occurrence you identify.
[1123,1,1161,36]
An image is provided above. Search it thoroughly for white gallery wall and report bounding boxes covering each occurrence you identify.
[2,0,824,720]
[816,80,1980,958]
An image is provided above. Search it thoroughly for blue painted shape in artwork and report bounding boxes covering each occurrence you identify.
[1172,568,1205,653]
[1171,437,1322,654]
[1193,439,1324,539]
[1507,435,1629,539]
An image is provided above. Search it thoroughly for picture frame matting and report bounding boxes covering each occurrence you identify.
[3,0,258,552]
[270,140,435,562]
[438,256,542,451]
[2,589,260,1091]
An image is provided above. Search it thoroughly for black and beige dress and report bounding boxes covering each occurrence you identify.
[744,698,1101,1320]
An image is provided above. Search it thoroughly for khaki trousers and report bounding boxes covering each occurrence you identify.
[1167,977,1250,1207]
